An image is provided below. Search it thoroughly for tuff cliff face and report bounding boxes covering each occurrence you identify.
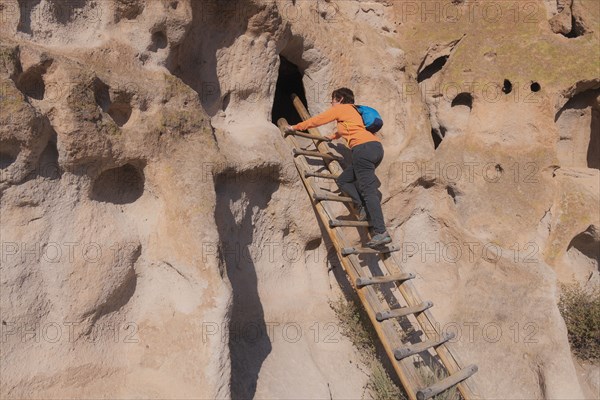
[0,0,598,399]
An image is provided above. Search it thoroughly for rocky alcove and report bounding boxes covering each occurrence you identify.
[149,30,168,52]
[0,139,19,169]
[93,78,133,127]
[36,134,61,180]
[90,163,145,204]
[14,60,52,100]
[567,225,600,283]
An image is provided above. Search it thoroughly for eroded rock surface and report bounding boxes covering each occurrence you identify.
[1,0,598,399]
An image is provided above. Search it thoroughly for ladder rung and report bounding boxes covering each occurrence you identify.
[304,171,339,180]
[416,365,479,400]
[341,244,401,256]
[330,219,371,228]
[394,332,455,360]
[355,271,414,287]
[293,148,343,161]
[313,193,354,203]
[285,130,330,141]
[376,301,433,322]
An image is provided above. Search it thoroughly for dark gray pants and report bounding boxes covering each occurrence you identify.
[336,141,386,234]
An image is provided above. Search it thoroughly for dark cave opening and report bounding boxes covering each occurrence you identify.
[271,56,308,126]
[15,60,52,100]
[567,226,599,269]
[149,31,168,52]
[90,163,145,204]
[0,140,19,169]
[417,56,448,83]
[564,14,589,39]
[451,92,473,109]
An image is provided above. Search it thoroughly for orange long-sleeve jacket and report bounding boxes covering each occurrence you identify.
[291,104,381,148]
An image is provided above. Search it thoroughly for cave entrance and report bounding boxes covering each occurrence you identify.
[271,56,307,126]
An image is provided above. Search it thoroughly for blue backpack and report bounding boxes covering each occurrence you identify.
[353,105,383,133]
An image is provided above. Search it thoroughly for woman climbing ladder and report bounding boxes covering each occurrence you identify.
[284,88,391,248]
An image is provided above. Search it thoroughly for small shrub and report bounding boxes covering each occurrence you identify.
[367,358,405,400]
[330,296,374,355]
[330,297,406,400]
[558,282,600,361]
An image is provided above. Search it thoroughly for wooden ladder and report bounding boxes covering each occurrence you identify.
[277,94,481,400]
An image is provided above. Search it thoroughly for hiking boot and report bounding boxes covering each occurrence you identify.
[367,231,392,248]
[356,205,367,221]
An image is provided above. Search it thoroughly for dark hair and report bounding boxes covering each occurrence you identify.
[331,88,355,104]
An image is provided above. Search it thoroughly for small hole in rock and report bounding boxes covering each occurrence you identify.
[93,78,111,111]
[149,31,168,52]
[567,225,599,268]
[37,137,61,180]
[222,93,231,111]
[446,186,459,204]
[93,79,133,127]
[431,126,446,149]
[91,163,145,204]
[502,79,512,94]
[564,14,589,39]
[107,97,133,127]
[0,140,20,169]
[417,56,449,83]
[15,61,52,100]
[305,238,322,251]
[531,82,541,92]
[0,152,18,169]
[451,92,473,109]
